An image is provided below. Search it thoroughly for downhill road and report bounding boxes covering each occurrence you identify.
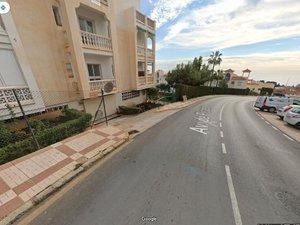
[25,96,300,225]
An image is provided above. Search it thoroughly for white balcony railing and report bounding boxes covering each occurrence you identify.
[89,79,116,94]
[0,86,34,109]
[137,45,146,57]
[136,11,146,24]
[80,31,112,52]
[138,76,146,85]
[147,76,154,84]
[147,18,155,30]
[147,48,154,58]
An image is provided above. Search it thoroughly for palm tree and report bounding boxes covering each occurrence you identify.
[208,50,222,87]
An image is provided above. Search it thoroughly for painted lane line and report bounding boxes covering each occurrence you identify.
[221,143,227,154]
[220,122,222,128]
[283,134,294,142]
[220,131,224,138]
[220,105,225,121]
[225,165,243,225]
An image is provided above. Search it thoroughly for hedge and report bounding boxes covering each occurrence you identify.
[175,84,250,100]
[0,113,92,165]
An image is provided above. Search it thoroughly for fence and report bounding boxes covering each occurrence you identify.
[0,88,113,164]
[175,84,250,101]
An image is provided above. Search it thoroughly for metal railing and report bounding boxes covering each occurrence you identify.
[89,79,116,94]
[0,86,34,109]
[80,31,112,51]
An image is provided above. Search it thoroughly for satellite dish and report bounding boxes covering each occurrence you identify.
[104,82,114,93]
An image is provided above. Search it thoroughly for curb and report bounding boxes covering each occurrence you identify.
[256,111,298,143]
[0,136,129,225]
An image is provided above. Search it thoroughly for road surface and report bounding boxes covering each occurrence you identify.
[23,96,300,225]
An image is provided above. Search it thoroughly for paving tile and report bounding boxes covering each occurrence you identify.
[56,145,77,156]
[80,138,110,155]
[65,133,104,152]
[93,130,110,137]
[12,179,35,195]
[0,177,10,194]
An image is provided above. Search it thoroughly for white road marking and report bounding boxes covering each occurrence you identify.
[283,134,294,142]
[225,165,243,225]
[220,131,224,138]
[264,121,271,125]
[271,126,279,131]
[220,105,225,121]
[189,127,208,135]
[220,122,222,128]
[222,143,227,154]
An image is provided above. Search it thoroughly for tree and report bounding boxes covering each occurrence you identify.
[166,56,211,87]
[208,51,222,86]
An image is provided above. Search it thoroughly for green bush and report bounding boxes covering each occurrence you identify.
[58,108,82,122]
[0,122,12,148]
[175,84,250,101]
[118,106,142,115]
[0,113,92,165]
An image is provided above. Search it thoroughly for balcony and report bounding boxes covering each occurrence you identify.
[81,31,112,52]
[137,45,146,58]
[147,48,154,59]
[147,76,154,84]
[89,79,117,96]
[0,86,34,109]
[91,0,108,6]
[136,10,155,32]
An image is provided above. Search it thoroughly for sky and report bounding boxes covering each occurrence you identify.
[141,0,300,85]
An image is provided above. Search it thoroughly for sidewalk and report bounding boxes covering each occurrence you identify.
[0,125,128,223]
[110,95,216,135]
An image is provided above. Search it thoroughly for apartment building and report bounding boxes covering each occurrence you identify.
[0,0,156,120]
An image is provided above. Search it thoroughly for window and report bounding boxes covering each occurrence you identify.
[52,6,62,26]
[79,18,94,33]
[122,91,140,101]
[87,64,102,80]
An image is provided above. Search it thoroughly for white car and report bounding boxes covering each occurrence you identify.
[284,107,300,128]
[254,96,300,113]
[277,105,300,120]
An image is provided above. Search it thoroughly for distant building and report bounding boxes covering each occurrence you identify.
[246,80,275,94]
[225,69,249,89]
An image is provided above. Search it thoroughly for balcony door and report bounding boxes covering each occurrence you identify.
[79,18,94,33]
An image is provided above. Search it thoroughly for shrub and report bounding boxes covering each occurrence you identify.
[118,106,142,115]
[0,122,12,148]
[58,108,82,122]
[146,88,159,100]
[0,112,92,165]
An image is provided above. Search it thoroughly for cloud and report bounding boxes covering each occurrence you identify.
[150,0,197,28]
[157,0,300,50]
[156,51,300,85]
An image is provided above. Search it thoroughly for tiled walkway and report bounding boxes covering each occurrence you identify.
[0,125,128,221]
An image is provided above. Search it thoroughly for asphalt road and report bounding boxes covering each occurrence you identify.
[25,96,300,225]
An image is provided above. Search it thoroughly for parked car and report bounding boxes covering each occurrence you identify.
[254,96,300,113]
[284,107,300,128]
[277,105,300,120]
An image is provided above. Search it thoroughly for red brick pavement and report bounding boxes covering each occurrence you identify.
[0,125,128,221]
